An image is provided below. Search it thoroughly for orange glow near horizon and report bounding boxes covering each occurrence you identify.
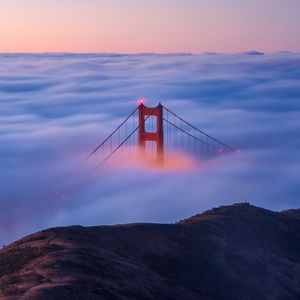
[99,146,199,172]
[0,0,299,53]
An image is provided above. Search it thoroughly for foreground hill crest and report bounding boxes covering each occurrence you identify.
[1,203,300,300]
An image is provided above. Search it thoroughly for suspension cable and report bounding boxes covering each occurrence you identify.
[162,105,234,151]
[163,118,213,148]
[84,106,139,161]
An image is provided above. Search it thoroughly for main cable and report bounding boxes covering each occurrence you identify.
[162,105,235,151]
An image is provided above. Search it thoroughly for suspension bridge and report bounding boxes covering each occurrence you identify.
[85,100,237,168]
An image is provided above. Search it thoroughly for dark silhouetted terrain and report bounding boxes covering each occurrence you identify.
[1,203,300,300]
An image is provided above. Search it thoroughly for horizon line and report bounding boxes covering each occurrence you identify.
[0,50,297,55]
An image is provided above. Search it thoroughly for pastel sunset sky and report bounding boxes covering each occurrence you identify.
[1,0,299,53]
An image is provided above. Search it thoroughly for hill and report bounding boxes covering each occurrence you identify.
[1,203,300,300]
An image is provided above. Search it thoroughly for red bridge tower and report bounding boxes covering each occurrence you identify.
[138,102,164,164]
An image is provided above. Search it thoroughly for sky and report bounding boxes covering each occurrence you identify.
[0,0,300,53]
[0,52,300,246]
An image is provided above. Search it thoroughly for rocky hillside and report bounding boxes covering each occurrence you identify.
[1,203,300,300]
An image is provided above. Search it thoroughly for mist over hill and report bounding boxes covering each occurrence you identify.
[1,203,300,300]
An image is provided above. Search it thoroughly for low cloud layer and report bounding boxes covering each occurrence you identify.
[0,52,300,245]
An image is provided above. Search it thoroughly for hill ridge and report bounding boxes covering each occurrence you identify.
[1,203,300,300]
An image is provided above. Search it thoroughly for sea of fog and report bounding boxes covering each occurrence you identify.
[0,52,300,245]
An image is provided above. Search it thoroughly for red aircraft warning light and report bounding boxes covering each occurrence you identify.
[138,98,145,105]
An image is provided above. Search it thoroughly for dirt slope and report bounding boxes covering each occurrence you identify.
[1,203,300,300]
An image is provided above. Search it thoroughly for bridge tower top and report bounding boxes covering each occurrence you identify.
[138,103,164,165]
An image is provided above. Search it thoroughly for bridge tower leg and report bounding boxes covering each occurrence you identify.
[138,103,164,165]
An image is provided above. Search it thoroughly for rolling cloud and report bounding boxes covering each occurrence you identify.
[0,52,300,245]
